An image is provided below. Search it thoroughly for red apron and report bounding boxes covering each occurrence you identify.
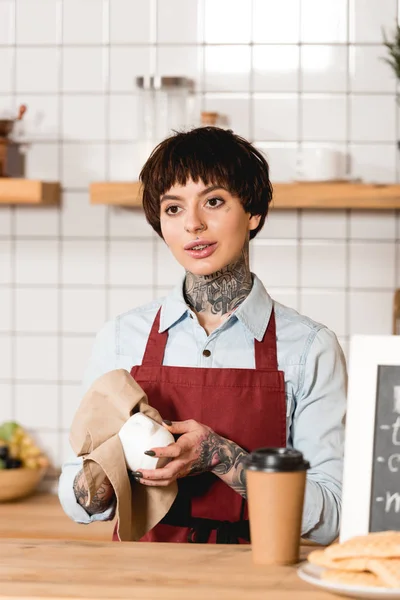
[113,306,286,543]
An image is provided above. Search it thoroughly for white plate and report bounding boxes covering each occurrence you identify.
[297,563,400,600]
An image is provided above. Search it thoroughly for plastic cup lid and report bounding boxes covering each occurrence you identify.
[244,447,310,472]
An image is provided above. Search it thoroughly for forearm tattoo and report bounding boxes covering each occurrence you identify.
[184,244,252,316]
[190,431,248,499]
[73,469,115,516]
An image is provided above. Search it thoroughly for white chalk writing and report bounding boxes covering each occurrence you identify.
[394,386,400,415]
[372,384,400,525]
[388,454,400,472]
[385,492,400,513]
[392,417,400,446]
[393,385,400,415]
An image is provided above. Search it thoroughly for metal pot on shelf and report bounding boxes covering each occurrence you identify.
[0,104,27,177]
[0,104,26,138]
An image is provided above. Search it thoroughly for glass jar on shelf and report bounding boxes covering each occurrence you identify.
[136,76,194,169]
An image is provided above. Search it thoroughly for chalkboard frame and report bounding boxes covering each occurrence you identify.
[340,334,400,542]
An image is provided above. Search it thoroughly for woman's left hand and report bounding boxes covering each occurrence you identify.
[131,419,225,487]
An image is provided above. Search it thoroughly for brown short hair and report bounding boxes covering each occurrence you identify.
[140,127,273,240]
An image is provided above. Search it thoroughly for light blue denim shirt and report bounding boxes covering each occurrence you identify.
[59,274,347,545]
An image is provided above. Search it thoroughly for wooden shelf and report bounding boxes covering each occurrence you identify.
[90,181,400,210]
[273,182,400,209]
[90,182,142,207]
[0,179,61,205]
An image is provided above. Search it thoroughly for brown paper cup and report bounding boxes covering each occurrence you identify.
[245,448,309,566]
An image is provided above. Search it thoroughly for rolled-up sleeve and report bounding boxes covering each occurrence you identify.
[293,327,347,545]
[58,320,119,523]
[58,453,116,524]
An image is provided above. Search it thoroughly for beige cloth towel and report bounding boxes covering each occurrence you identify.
[69,369,178,541]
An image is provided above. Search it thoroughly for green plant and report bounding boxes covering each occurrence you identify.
[382,25,400,79]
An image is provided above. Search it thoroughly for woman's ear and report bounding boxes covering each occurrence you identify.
[248,213,262,232]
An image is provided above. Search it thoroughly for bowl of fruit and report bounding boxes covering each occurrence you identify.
[0,421,50,502]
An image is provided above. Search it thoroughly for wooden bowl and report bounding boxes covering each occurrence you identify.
[0,468,46,502]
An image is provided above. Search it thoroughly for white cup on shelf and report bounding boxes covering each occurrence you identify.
[295,147,346,182]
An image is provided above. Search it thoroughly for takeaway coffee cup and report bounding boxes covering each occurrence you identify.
[244,447,310,565]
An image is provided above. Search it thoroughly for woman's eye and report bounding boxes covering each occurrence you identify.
[165,205,182,215]
[206,197,224,208]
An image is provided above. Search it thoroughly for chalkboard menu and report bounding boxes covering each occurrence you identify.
[369,365,400,532]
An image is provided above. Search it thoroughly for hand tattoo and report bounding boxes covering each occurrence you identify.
[190,431,248,498]
[73,469,115,516]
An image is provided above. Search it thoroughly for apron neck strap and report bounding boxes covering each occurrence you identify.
[254,308,278,370]
[141,307,279,370]
[141,308,167,366]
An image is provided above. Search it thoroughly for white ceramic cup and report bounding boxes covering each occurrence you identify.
[118,413,175,472]
[296,147,345,182]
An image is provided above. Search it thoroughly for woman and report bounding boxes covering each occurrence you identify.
[59,127,347,545]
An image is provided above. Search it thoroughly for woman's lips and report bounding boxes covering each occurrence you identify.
[184,242,217,259]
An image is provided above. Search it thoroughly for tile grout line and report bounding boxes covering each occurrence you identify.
[104,0,111,323]
[249,0,255,143]
[0,41,393,48]
[152,0,159,294]
[296,0,303,313]
[199,0,205,113]
[0,135,398,145]
[10,0,17,421]
[1,283,398,293]
[2,90,400,96]
[56,0,64,464]
[2,235,400,243]
[395,0,400,303]
[344,0,351,346]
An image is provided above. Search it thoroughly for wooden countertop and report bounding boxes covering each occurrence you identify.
[0,493,115,541]
[0,538,330,600]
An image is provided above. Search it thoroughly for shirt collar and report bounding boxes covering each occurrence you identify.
[234,274,273,341]
[159,273,273,341]
[159,276,189,333]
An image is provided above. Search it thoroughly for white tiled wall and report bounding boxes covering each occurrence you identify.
[0,0,400,468]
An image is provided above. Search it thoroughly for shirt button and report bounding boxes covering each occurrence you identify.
[189,314,193,319]
[203,349,211,357]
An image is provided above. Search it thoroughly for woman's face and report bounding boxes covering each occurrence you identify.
[159,179,261,276]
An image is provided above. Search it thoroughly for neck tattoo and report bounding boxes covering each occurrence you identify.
[184,243,252,318]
